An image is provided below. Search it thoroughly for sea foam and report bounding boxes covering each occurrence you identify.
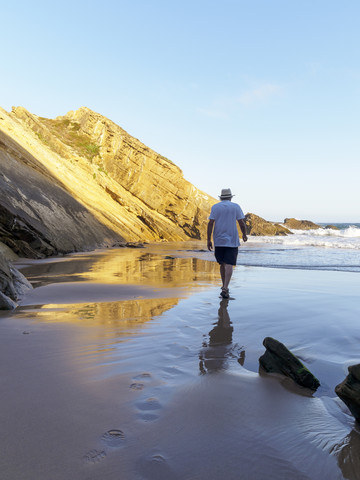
[289,225,360,238]
[250,225,360,250]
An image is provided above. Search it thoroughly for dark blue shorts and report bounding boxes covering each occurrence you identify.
[214,247,238,266]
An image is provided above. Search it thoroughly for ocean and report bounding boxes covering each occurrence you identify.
[238,223,360,273]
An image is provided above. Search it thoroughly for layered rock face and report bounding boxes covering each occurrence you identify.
[0,105,216,308]
[2,106,214,246]
[0,128,121,257]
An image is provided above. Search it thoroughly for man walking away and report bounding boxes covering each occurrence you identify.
[207,188,247,298]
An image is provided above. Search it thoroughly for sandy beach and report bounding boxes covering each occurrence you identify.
[1,244,360,480]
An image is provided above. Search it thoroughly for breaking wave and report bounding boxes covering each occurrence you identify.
[250,224,360,250]
[236,224,360,272]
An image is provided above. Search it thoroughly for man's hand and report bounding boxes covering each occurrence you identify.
[207,219,215,251]
[238,219,248,243]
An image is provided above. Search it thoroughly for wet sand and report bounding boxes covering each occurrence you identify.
[1,245,360,480]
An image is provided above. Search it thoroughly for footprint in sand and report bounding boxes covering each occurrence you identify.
[138,452,179,480]
[83,449,106,464]
[136,397,162,422]
[131,372,153,391]
[133,372,152,380]
[101,429,125,448]
[130,382,145,390]
[83,430,125,463]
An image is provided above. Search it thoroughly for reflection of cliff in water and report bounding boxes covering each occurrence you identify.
[19,246,219,289]
[15,244,218,331]
[16,297,180,332]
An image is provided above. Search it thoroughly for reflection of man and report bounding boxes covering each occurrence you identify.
[209,299,233,345]
[199,299,233,374]
[207,188,247,298]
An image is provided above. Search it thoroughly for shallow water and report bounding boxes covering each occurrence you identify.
[3,245,360,480]
[238,242,360,272]
[239,224,360,272]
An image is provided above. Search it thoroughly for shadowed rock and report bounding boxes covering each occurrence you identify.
[259,337,320,391]
[0,129,124,257]
[0,291,17,309]
[335,364,360,422]
[0,254,32,309]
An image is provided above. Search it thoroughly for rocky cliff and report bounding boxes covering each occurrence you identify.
[1,106,214,249]
[0,105,216,308]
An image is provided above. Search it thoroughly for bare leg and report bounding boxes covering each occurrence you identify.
[220,263,233,297]
[223,264,233,291]
[220,263,226,288]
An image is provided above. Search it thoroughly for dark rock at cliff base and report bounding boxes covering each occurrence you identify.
[245,213,292,236]
[0,254,32,309]
[110,241,146,248]
[0,211,56,258]
[335,364,360,422]
[125,242,145,248]
[0,256,17,301]
[325,224,339,230]
[283,218,321,230]
[259,337,320,391]
[0,291,17,309]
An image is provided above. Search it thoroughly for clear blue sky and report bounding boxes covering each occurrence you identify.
[2,0,359,222]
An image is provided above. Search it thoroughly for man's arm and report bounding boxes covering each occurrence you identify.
[207,219,215,251]
[238,219,248,242]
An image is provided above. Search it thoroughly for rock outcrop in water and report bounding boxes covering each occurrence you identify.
[283,218,321,230]
[245,213,291,236]
[259,337,320,391]
[335,364,360,422]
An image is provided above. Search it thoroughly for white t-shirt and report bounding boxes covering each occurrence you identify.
[209,200,245,247]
